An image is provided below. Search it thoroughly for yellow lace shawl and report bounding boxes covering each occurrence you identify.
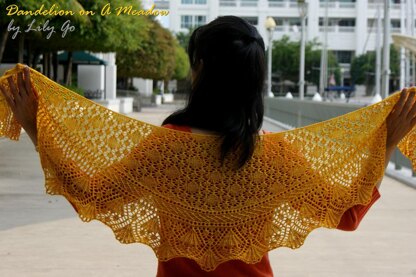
[0,63,415,271]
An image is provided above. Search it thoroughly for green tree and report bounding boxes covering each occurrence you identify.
[33,0,149,53]
[175,26,196,50]
[117,19,176,82]
[33,0,149,84]
[350,45,400,95]
[271,36,340,92]
[306,39,340,89]
[1,0,151,84]
[173,42,190,80]
[0,0,88,63]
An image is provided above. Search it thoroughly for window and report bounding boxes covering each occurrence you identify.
[181,15,193,29]
[195,15,206,27]
[269,0,284,6]
[338,19,355,27]
[181,0,207,4]
[271,17,282,26]
[181,15,206,29]
[320,18,355,26]
[241,0,258,7]
[319,0,348,1]
[319,0,356,2]
[391,19,400,28]
[333,50,354,64]
[241,17,258,25]
[288,18,301,27]
[320,18,336,26]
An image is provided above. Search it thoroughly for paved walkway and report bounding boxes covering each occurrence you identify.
[0,102,415,276]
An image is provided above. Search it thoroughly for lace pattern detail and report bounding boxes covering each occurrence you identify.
[0,64,414,271]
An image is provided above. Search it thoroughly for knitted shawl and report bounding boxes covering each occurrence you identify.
[0,64,415,271]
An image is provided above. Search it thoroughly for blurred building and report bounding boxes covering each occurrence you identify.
[152,0,412,87]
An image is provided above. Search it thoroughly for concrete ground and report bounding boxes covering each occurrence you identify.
[0,102,415,277]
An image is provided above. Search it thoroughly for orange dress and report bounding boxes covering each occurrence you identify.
[157,124,381,277]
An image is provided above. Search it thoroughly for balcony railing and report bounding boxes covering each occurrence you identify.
[219,0,258,7]
[269,1,356,9]
[274,25,304,33]
[268,1,286,7]
[317,26,355,32]
[319,1,356,9]
[288,1,299,8]
[368,27,402,33]
[368,2,401,9]
[319,2,336,8]
[319,26,337,32]
[154,0,169,9]
[339,2,355,8]
[338,26,355,32]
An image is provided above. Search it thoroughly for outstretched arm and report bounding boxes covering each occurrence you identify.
[0,65,38,148]
[378,87,416,189]
[338,88,416,231]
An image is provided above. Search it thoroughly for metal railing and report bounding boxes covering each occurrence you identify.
[264,97,416,178]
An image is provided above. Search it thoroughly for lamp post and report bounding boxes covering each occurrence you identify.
[298,0,308,100]
[265,16,276,97]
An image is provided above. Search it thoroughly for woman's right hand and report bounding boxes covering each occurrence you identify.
[385,87,416,149]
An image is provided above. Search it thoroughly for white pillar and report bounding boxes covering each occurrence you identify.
[208,0,219,22]
[375,4,382,97]
[267,32,273,96]
[170,0,180,32]
[257,0,269,48]
[381,0,391,99]
[77,65,105,94]
[319,0,329,96]
[407,0,415,86]
[307,0,319,41]
[142,0,153,9]
[299,3,307,100]
[105,53,117,100]
[95,52,117,100]
[355,0,367,55]
[133,78,153,97]
[400,1,406,89]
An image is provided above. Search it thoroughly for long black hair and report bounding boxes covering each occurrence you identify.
[162,16,266,169]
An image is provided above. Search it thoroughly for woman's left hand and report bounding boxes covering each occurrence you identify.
[0,66,39,135]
